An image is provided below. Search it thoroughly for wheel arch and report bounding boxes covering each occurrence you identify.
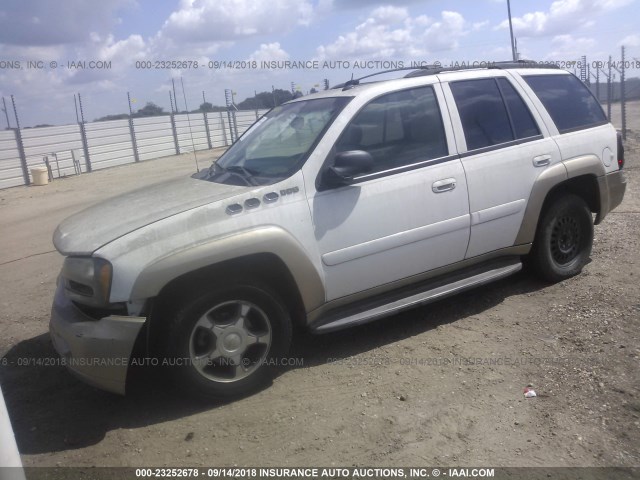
[515,155,605,245]
[143,252,312,354]
[130,226,324,327]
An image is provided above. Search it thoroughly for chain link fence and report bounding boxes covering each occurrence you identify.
[579,47,637,141]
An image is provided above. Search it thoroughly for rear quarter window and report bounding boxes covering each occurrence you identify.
[523,74,607,133]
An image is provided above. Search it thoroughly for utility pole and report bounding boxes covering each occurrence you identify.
[224,89,238,142]
[11,95,29,185]
[610,47,627,139]
[77,92,92,172]
[507,0,517,61]
[127,92,140,163]
[590,67,600,102]
[607,55,613,120]
[620,46,626,140]
[202,90,213,149]
[580,55,589,85]
[172,78,179,113]
[1,97,11,129]
[73,94,80,123]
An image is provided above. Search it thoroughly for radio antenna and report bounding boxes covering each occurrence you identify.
[180,77,200,172]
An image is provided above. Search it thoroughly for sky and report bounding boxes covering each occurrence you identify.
[0,0,638,127]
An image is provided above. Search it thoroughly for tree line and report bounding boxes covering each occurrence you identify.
[94,88,301,122]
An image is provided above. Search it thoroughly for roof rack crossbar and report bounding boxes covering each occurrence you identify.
[332,60,561,88]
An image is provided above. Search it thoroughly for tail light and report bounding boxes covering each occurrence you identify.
[617,132,625,169]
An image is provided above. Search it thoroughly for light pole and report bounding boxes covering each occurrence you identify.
[507,0,517,61]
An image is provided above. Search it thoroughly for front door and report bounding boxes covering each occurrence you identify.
[308,84,471,301]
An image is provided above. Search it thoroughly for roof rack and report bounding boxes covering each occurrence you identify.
[332,66,433,90]
[332,60,560,90]
[404,60,560,78]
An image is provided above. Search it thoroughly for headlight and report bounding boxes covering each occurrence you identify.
[61,257,113,307]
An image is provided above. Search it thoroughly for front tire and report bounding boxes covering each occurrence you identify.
[530,194,593,282]
[167,284,292,400]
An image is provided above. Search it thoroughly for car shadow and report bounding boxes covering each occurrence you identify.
[0,270,548,455]
[288,270,546,367]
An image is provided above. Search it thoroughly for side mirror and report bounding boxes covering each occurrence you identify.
[322,150,373,187]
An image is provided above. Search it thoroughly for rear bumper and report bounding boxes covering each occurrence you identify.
[49,282,145,395]
[596,169,627,224]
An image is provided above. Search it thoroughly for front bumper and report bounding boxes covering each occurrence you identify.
[49,282,146,395]
[595,169,627,224]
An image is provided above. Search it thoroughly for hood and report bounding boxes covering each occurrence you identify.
[53,176,246,255]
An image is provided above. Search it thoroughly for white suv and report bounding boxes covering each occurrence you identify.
[50,62,627,399]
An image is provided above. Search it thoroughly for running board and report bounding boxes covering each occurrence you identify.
[313,259,522,333]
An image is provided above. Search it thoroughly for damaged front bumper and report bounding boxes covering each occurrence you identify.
[49,282,145,395]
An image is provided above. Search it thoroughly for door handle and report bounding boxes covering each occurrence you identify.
[532,155,551,167]
[432,178,456,193]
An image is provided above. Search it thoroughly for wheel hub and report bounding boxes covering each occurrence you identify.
[551,215,581,264]
[219,330,245,353]
[558,233,574,253]
[188,300,272,383]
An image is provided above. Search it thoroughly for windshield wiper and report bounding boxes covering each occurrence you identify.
[213,165,257,186]
[206,163,254,184]
[224,165,256,177]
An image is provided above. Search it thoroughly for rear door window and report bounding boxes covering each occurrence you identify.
[451,78,542,151]
[497,78,540,139]
[523,74,607,133]
[450,79,513,150]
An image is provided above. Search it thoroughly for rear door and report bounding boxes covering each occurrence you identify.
[441,71,562,258]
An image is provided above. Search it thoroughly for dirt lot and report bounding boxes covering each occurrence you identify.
[0,108,639,470]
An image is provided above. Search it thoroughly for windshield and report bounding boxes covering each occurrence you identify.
[194,96,351,186]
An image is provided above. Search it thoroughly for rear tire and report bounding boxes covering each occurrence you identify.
[166,284,292,400]
[530,194,593,282]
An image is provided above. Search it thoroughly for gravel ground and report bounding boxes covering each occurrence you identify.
[0,106,638,470]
